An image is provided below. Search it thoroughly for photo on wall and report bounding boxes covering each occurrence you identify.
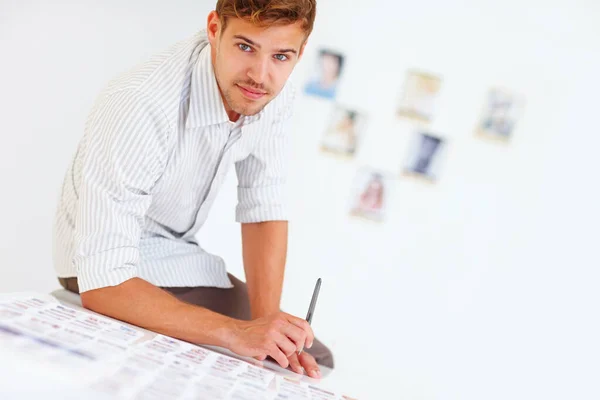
[320,105,366,157]
[304,49,345,100]
[397,69,442,122]
[348,167,390,222]
[476,88,524,142]
[402,131,447,182]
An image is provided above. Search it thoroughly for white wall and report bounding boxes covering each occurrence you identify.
[2,0,600,398]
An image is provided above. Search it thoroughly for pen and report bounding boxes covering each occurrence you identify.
[298,278,321,355]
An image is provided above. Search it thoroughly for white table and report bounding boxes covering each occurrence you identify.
[0,289,338,399]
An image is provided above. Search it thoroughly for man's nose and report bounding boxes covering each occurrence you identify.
[247,57,269,85]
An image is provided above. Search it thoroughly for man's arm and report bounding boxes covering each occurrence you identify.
[241,221,288,319]
[240,220,321,377]
[81,278,234,347]
[81,277,313,369]
[234,88,322,377]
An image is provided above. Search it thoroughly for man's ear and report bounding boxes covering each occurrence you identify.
[298,40,308,61]
[206,10,221,45]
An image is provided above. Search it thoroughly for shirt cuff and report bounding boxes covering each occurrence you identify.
[235,185,288,223]
[73,247,139,293]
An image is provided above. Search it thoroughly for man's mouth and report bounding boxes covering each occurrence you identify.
[237,84,267,100]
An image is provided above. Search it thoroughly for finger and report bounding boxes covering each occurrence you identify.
[253,354,267,361]
[247,356,264,367]
[285,314,315,349]
[281,322,307,352]
[267,344,289,369]
[273,332,297,357]
[298,351,321,379]
[287,353,303,375]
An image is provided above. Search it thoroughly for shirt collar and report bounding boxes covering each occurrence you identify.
[186,38,264,129]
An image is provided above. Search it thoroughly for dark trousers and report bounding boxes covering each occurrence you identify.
[58,274,334,368]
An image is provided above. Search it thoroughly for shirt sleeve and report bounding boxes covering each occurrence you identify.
[73,89,171,293]
[234,86,295,223]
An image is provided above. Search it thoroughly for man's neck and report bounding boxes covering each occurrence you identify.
[227,110,241,122]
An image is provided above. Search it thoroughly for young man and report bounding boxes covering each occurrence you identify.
[52,0,333,378]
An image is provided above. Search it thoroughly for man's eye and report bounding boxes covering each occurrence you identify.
[238,44,252,52]
[274,54,288,62]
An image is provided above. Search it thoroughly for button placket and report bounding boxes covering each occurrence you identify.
[183,123,249,238]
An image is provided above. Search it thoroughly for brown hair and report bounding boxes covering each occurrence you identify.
[215,0,317,38]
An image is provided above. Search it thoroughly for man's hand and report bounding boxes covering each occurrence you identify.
[287,351,321,379]
[227,311,314,369]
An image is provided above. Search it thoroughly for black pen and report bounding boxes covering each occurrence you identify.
[298,278,321,355]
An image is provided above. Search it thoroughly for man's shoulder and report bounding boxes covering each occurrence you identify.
[99,30,209,112]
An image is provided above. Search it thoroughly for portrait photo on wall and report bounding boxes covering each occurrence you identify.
[320,105,366,157]
[476,88,524,142]
[304,49,345,100]
[348,167,390,222]
[403,132,447,182]
[397,69,442,122]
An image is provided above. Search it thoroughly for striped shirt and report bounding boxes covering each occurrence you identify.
[52,30,296,293]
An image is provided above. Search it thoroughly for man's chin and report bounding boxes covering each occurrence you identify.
[233,99,270,117]
[233,106,260,117]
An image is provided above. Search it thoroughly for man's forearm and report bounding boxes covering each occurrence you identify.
[81,277,236,348]
[241,221,288,319]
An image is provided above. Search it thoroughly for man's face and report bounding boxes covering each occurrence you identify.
[207,11,306,119]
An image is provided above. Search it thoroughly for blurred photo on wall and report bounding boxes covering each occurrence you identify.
[349,168,390,222]
[320,105,365,157]
[476,88,524,141]
[304,49,345,100]
[397,70,442,122]
[403,132,446,182]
